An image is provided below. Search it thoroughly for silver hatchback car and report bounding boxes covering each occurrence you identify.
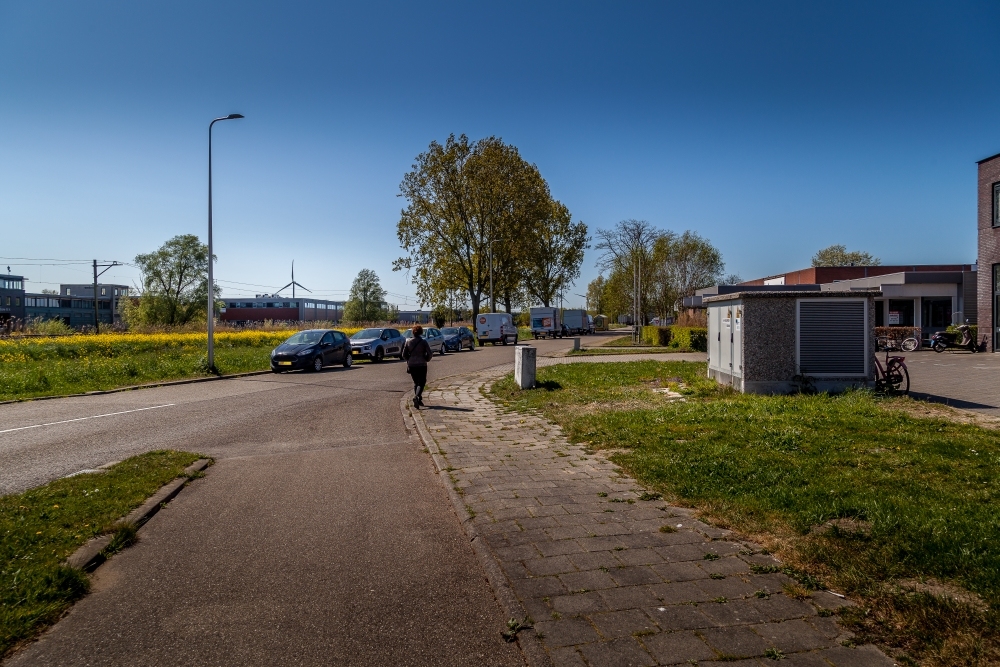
[402,327,447,355]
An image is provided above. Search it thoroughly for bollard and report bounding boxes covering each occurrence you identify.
[573,337,580,351]
[514,345,536,389]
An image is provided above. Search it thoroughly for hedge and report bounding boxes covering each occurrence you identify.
[670,327,707,352]
[638,325,707,351]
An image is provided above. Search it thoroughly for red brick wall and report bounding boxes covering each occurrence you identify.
[742,264,973,287]
[978,156,1000,351]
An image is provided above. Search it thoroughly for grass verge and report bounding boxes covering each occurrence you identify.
[489,361,1000,665]
[0,331,295,401]
[1,450,206,658]
[569,347,700,355]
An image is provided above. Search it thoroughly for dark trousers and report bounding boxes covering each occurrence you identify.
[410,365,427,397]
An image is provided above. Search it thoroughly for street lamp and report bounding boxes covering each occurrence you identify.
[207,113,244,371]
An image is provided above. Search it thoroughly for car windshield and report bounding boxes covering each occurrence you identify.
[441,328,459,335]
[284,331,324,345]
[351,329,383,340]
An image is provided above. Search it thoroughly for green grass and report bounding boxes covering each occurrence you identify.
[0,336,287,401]
[0,450,205,657]
[490,361,1000,663]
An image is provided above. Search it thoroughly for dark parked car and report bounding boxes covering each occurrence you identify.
[440,326,475,352]
[271,329,352,372]
[403,327,446,355]
[350,327,404,361]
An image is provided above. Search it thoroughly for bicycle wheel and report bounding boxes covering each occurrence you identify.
[901,337,918,352]
[888,364,910,395]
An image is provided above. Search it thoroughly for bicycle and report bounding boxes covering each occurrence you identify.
[872,349,909,395]
[876,335,918,352]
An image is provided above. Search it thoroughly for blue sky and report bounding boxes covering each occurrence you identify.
[1,1,997,308]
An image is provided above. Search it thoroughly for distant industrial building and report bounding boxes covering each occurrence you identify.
[220,297,346,324]
[0,273,131,328]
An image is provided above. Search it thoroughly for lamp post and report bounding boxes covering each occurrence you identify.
[207,113,244,371]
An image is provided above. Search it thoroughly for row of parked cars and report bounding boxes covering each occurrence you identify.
[270,326,478,372]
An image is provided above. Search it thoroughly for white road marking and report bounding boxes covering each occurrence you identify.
[0,404,175,434]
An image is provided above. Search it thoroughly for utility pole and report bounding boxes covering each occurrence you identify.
[92,260,121,333]
[489,237,494,313]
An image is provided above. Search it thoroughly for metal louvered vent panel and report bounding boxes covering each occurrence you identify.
[798,301,866,376]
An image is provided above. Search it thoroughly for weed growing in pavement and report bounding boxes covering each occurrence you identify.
[0,451,205,658]
[488,360,1000,663]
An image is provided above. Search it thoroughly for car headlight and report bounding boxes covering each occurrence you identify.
[270,349,277,357]
[297,348,313,356]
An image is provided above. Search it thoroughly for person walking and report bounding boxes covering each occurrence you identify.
[402,324,433,408]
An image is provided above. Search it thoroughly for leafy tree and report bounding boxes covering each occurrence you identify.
[40,288,58,295]
[657,230,725,305]
[586,275,607,315]
[132,234,215,325]
[811,244,881,267]
[395,134,550,321]
[521,200,589,307]
[343,269,387,323]
[720,273,743,285]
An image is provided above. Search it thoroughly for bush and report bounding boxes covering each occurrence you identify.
[875,326,921,345]
[669,327,708,352]
[946,324,978,340]
[641,326,671,346]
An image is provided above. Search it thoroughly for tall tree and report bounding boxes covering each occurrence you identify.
[395,134,549,321]
[586,275,607,315]
[343,269,387,323]
[594,220,662,325]
[522,200,589,307]
[811,244,881,267]
[657,230,725,310]
[133,234,215,325]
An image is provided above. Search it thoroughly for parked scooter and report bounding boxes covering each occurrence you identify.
[930,324,986,353]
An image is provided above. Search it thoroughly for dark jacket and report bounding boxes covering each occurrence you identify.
[402,336,432,368]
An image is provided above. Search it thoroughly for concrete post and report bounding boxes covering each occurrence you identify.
[515,345,536,389]
[573,337,580,351]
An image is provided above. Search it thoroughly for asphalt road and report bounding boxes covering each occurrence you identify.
[2,335,585,666]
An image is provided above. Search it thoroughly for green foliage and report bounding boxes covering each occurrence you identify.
[343,269,387,323]
[0,451,204,657]
[22,317,73,336]
[490,361,1000,660]
[946,324,978,340]
[669,327,707,352]
[811,244,881,267]
[0,332,290,401]
[641,326,672,346]
[521,200,590,308]
[132,234,214,326]
[431,305,448,328]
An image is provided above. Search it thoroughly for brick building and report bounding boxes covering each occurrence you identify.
[978,151,1000,351]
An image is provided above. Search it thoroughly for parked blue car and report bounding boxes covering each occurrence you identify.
[440,326,476,352]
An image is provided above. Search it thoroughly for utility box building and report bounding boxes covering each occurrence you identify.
[705,290,878,394]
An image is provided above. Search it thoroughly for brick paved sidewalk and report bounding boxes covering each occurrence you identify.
[410,365,895,667]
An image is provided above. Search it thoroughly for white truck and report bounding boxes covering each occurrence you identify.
[475,312,517,345]
[530,307,563,339]
[562,309,590,336]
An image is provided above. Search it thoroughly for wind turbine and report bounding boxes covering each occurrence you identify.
[276,261,311,298]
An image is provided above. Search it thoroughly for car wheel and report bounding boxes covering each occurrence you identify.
[439,345,446,355]
[373,347,384,362]
[343,353,353,368]
[502,335,508,345]
[312,356,324,372]
[271,368,282,373]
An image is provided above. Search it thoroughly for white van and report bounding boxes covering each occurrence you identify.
[476,312,517,345]
[530,307,561,339]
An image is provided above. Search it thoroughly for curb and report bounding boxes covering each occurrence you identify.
[400,392,552,667]
[0,371,273,405]
[65,458,211,572]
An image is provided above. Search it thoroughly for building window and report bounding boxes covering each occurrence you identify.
[66,288,71,295]
[994,183,1000,227]
[101,287,107,296]
[4,297,9,306]
[14,298,20,306]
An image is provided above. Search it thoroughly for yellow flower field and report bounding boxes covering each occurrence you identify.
[0,326,369,401]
